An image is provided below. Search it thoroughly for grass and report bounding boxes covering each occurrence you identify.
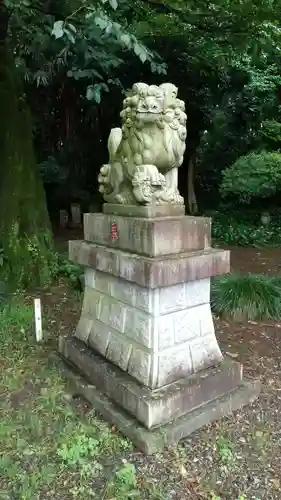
[0,295,167,500]
[0,280,280,500]
[211,272,281,321]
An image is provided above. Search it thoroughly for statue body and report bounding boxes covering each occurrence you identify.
[98,82,187,205]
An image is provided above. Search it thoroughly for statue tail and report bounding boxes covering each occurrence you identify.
[108,127,122,163]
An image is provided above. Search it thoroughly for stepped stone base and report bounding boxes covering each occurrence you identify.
[61,210,260,453]
[58,336,261,454]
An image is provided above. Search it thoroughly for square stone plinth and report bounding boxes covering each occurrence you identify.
[69,240,230,288]
[84,213,211,257]
[58,337,261,454]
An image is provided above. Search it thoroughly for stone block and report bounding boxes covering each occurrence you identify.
[83,213,211,257]
[69,240,230,288]
[134,286,156,313]
[105,333,132,372]
[99,296,127,333]
[157,314,174,349]
[80,287,101,318]
[59,336,251,432]
[84,268,96,288]
[158,283,186,314]
[88,319,111,356]
[75,317,93,344]
[124,308,153,348]
[173,303,214,343]
[95,270,112,295]
[189,334,223,372]
[103,203,185,218]
[111,279,138,307]
[157,344,193,386]
[128,347,152,387]
[156,338,222,387]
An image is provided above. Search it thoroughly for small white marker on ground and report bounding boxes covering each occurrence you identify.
[34,298,43,342]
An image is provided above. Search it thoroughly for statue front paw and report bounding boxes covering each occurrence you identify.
[116,190,135,204]
[98,164,113,195]
[132,164,163,205]
[174,192,184,205]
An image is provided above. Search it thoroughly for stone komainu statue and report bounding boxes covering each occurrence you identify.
[98,82,187,205]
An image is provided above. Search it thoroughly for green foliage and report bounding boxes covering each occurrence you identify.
[115,463,137,489]
[0,248,7,268]
[0,280,8,303]
[216,435,234,463]
[211,273,281,321]
[52,4,166,100]
[220,152,281,203]
[6,0,166,98]
[0,300,33,332]
[104,463,140,499]
[56,425,133,498]
[260,119,281,149]
[0,300,34,355]
[57,434,101,466]
[57,259,83,289]
[197,58,281,201]
[211,211,281,246]
[5,0,281,217]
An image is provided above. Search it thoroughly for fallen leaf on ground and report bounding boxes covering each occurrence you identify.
[179,464,188,477]
[270,478,280,489]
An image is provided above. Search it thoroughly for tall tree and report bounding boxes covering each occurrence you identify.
[0,2,54,288]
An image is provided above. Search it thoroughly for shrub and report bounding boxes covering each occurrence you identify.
[58,258,84,289]
[220,151,281,204]
[46,252,83,289]
[211,211,281,246]
[260,119,281,149]
[211,273,281,321]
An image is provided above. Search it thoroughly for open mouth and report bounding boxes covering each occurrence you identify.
[136,111,161,121]
[137,110,161,115]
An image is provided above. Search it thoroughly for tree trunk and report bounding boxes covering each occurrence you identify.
[0,14,54,288]
[187,156,198,214]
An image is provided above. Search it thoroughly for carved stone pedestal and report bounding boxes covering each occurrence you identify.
[58,207,260,453]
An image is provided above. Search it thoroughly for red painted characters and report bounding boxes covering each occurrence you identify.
[111,221,118,241]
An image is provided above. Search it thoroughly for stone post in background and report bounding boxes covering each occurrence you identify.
[59,83,260,453]
[70,203,82,227]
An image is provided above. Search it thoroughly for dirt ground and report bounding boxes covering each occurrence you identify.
[227,245,281,276]
[1,243,281,499]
